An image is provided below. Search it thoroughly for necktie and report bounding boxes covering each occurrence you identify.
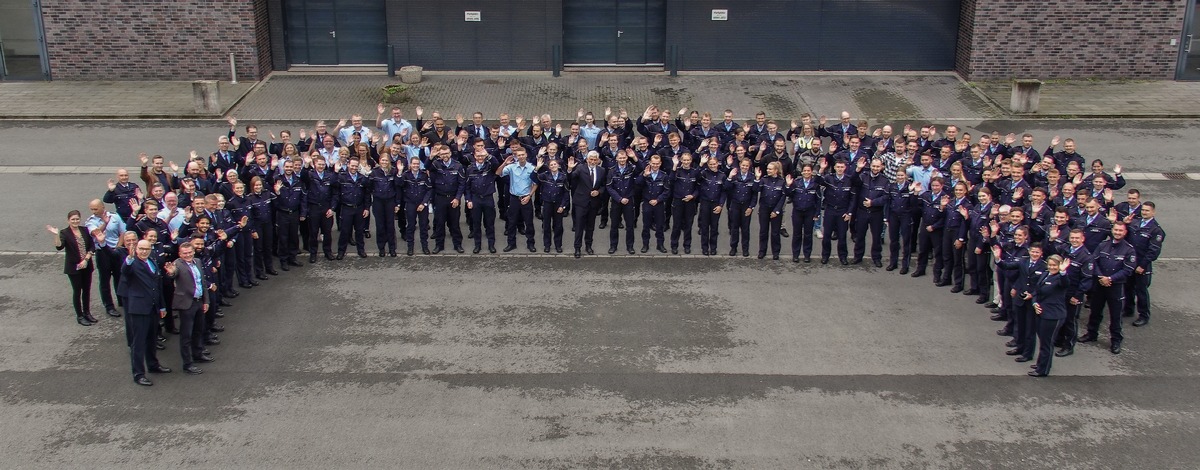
[147,261,156,274]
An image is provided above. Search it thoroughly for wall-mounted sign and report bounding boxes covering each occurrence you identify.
[711,9,728,21]
[465,11,481,22]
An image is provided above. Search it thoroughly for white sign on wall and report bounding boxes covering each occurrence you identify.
[465,11,481,22]
[711,9,728,21]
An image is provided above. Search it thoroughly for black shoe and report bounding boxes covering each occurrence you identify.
[935,281,950,287]
[256,273,270,280]
[432,248,443,254]
[617,222,624,229]
[684,248,691,254]
[793,256,800,263]
[357,251,367,258]
[1078,335,1098,343]
[504,245,517,252]
[556,247,563,253]
[1054,348,1073,357]
[1027,371,1047,377]
[407,248,414,256]
[641,245,650,253]
[780,228,789,238]
[528,246,537,252]
[820,257,829,264]
[455,247,465,253]
[218,300,232,307]
[628,249,636,255]
[310,254,318,263]
[743,251,750,257]
[325,253,336,260]
[1014,356,1032,363]
[772,255,780,260]
[489,246,497,253]
[950,286,963,293]
[657,246,667,253]
[731,249,739,257]
[379,251,386,258]
[226,290,240,298]
[598,221,607,229]
[574,251,582,259]
[249,280,261,287]
[840,258,848,265]
[106,308,121,318]
[214,311,225,318]
[1005,339,1018,347]
[757,253,766,259]
[148,365,172,374]
[195,354,215,363]
[134,376,153,386]
[473,246,482,254]
[963,289,979,296]
[1004,349,1021,356]
[899,267,909,275]
[975,297,988,304]
[77,316,93,326]
[364,230,371,239]
[997,329,1012,336]
[885,264,897,271]
[911,271,925,278]
[390,251,398,257]
[210,325,225,333]
[990,314,1006,321]
[1132,317,1149,327]
[205,337,221,346]
[335,253,345,260]
[1110,343,1122,354]
[850,258,862,265]
[586,248,594,255]
[983,302,998,309]
[155,342,166,350]
[183,365,203,375]
[873,260,883,268]
[672,248,679,255]
[422,248,431,255]
[804,257,811,263]
[287,259,303,267]
[544,246,551,253]
[266,269,279,276]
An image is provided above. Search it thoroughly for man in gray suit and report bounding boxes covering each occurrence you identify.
[168,239,212,375]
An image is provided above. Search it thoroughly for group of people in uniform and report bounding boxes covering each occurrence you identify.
[50,104,1166,384]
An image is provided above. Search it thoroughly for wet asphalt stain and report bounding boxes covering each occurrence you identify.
[852,88,922,120]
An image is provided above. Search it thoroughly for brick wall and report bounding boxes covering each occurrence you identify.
[40,0,271,81]
[958,0,1187,80]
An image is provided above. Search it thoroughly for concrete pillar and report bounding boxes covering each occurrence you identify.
[193,80,221,115]
[1010,79,1042,114]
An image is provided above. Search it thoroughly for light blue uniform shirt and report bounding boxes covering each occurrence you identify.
[906,165,935,194]
[580,124,602,149]
[380,118,413,143]
[85,212,126,248]
[187,260,203,298]
[338,126,374,146]
[501,162,536,197]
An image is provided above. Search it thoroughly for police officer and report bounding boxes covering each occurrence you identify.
[886,171,919,274]
[368,156,399,257]
[1030,254,1071,377]
[568,151,607,258]
[464,148,499,254]
[274,160,307,269]
[913,178,947,278]
[303,156,336,262]
[538,159,570,252]
[225,181,256,289]
[817,158,854,264]
[966,188,995,300]
[696,154,726,257]
[993,224,1031,339]
[332,158,371,259]
[1124,202,1164,327]
[724,158,758,257]
[754,162,787,260]
[398,157,432,255]
[429,145,466,254]
[668,153,700,254]
[941,181,971,291]
[1081,222,1136,354]
[607,149,639,255]
[1052,228,1093,357]
[853,158,888,266]
[998,242,1047,362]
[498,147,538,252]
[1077,197,1112,252]
[246,176,277,278]
[637,155,671,253]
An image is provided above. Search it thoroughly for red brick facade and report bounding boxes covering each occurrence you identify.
[40,0,271,81]
[956,0,1187,80]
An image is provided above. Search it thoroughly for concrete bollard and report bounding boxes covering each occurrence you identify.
[193,80,221,115]
[1010,79,1042,114]
[399,65,423,84]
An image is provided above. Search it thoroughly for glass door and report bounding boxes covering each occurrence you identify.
[1179,0,1200,80]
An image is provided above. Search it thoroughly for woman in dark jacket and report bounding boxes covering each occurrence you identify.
[48,210,96,326]
[1030,254,1070,377]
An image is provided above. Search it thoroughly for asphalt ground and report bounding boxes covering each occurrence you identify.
[1,120,1198,468]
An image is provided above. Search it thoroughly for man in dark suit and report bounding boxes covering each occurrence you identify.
[121,240,171,386]
[569,151,607,258]
[168,241,212,376]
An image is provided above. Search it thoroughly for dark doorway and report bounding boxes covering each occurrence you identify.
[0,0,50,80]
[284,0,387,65]
[564,0,666,66]
[1178,0,1200,80]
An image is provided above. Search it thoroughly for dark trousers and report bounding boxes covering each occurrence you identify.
[821,209,849,260]
[790,208,817,258]
[967,242,991,296]
[220,247,236,293]
[471,199,497,249]
[337,205,367,255]
[253,221,276,274]
[1123,272,1152,319]
[641,200,666,248]
[598,194,611,226]
[670,198,698,250]
[541,204,565,249]
[433,194,463,250]
[299,208,310,252]
[1087,284,1126,343]
[176,303,205,368]
[496,176,511,221]
[404,203,430,250]
[1057,302,1082,350]
[233,231,253,284]
[852,208,884,261]
[95,247,122,310]
[1016,302,1036,358]
[275,210,300,262]
[697,200,722,253]
[372,197,397,253]
[161,278,176,333]
[916,227,944,276]
[727,202,752,251]
[572,203,598,250]
[127,313,160,378]
[506,194,536,248]
[66,269,94,317]
[395,201,409,242]
[941,234,965,288]
[757,210,782,256]
[308,206,334,256]
[887,213,913,268]
[1034,317,1064,375]
[609,198,637,250]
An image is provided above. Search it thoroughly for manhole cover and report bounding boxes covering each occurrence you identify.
[1163,172,1189,180]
